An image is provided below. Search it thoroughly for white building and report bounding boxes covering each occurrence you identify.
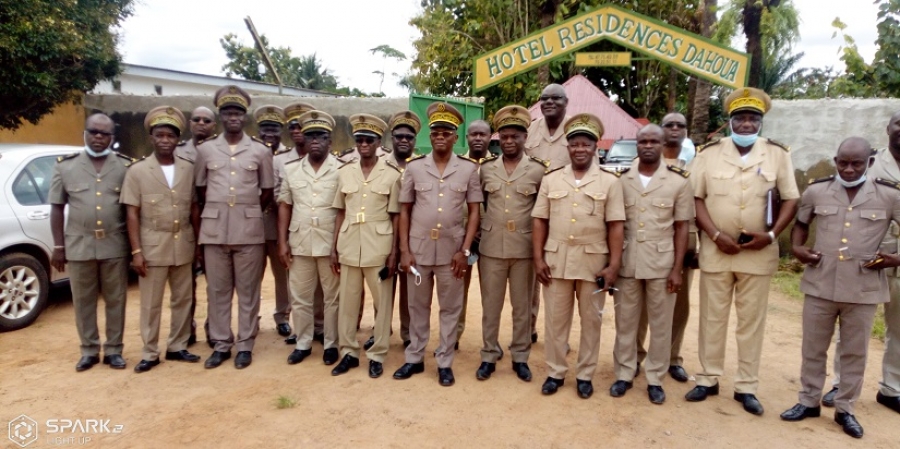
[92,63,341,97]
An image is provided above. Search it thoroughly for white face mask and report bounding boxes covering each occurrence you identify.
[729,122,759,147]
[83,133,113,157]
[836,157,874,188]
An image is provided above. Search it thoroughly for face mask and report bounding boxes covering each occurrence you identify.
[84,133,112,157]
[729,122,759,148]
[836,157,874,188]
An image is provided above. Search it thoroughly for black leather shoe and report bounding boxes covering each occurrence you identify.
[75,355,100,372]
[102,354,126,369]
[363,336,375,350]
[187,333,197,346]
[207,339,215,349]
[369,360,383,378]
[284,334,298,345]
[513,362,532,382]
[876,392,900,414]
[685,384,719,402]
[134,359,160,373]
[541,377,564,395]
[438,367,455,386]
[648,385,666,404]
[165,350,201,363]
[476,362,495,380]
[287,349,311,365]
[635,363,641,377]
[834,412,864,438]
[531,332,538,343]
[204,350,231,369]
[276,323,292,337]
[322,348,339,365]
[403,340,411,348]
[393,362,425,379]
[577,380,594,399]
[454,342,459,351]
[668,365,689,383]
[234,351,252,369]
[498,348,504,361]
[780,403,821,421]
[822,387,838,407]
[609,380,632,398]
[734,392,764,416]
[313,332,325,344]
[331,354,359,376]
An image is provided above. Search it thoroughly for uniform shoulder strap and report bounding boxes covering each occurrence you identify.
[529,155,550,168]
[384,157,402,172]
[600,166,629,178]
[766,138,790,152]
[875,177,900,190]
[57,152,79,163]
[480,154,499,165]
[115,151,135,167]
[667,165,690,178]
[543,166,563,176]
[176,154,194,164]
[807,175,834,185]
[697,138,721,153]
[456,154,478,164]
[338,159,356,169]
[284,155,305,165]
[406,153,426,163]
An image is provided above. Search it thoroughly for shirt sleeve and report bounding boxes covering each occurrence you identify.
[194,144,207,187]
[605,178,626,222]
[119,169,140,206]
[258,148,275,189]
[399,168,415,204]
[531,175,551,219]
[466,165,484,203]
[690,152,708,199]
[331,174,346,210]
[277,176,292,205]
[795,188,815,224]
[673,178,695,221]
[776,149,801,200]
[388,173,401,214]
[48,163,67,205]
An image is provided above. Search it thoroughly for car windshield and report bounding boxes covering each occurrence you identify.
[606,140,637,162]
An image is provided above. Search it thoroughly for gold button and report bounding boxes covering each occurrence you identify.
[231,171,236,175]
[742,186,748,190]
[504,209,509,213]
[437,223,442,228]
[96,206,101,210]
[96,178,101,182]
[574,188,580,192]
[229,204,233,207]
[839,256,844,261]
[174,234,179,239]
[640,207,645,212]
[848,207,853,211]
[569,235,574,239]
[506,195,510,199]
[364,182,369,185]
[841,238,848,243]
[641,193,647,197]
[171,190,176,193]
[313,193,317,196]
[573,203,578,207]
[439,193,444,197]
[361,207,366,211]
[571,218,576,223]
[845,222,851,227]
[314,180,318,183]
[639,223,644,228]
[311,207,316,211]
[173,204,177,208]
[740,205,745,210]
[440,179,444,183]
[174,220,179,224]
[96,192,102,196]
[872,214,877,218]
[96,220,102,226]
[363,194,367,198]
[506,181,511,185]
[231,157,236,160]
[438,208,443,212]
[230,187,235,191]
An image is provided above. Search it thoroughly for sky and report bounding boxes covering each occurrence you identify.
[117,0,881,97]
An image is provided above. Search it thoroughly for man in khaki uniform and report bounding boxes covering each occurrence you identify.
[337,113,391,162]
[532,113,625,399]
[50,113,133,372]
[195,85,275,370]
[255,105,292,337]
[122,106,201,373]
[330,114,403,379]
[395,102,483,386]
[387,110,422,348]
[609,124,693,404]
[277,110,342,366]
[687,88,800,415]
[475,106,545,383]
[780,137,900,438]
[526,83,572,343]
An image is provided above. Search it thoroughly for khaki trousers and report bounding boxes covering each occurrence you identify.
[799,295,877,414]
[139,263,193,361]
[204,244,264,353]
[289,256,339,351]
[68,258,128,357]
[264,239,291,325]
[532,282,542,335]
[338,265,392,362]
[456,264,475,339]
[614,277,675,385]
[637,267,692,366]
[545,279,606,381]
[696,271,771,394]
[405,264,463,368]
[391,270,410,341]
[478,256,533,363]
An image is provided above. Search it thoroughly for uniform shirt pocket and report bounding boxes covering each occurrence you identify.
[341,183,359,194]
[516,183,537,196]
[68,183,89,194]
[710,171,736,195]
[757,170,777,196]
[656,239,674,252]
[484,182,501,195]
[142,194,165,217]
[651,197,673,219]
[859,209,888,235]
[244,207,263,218]
[241,161,259,185]
[814,205,837,230]
[414,182,433,193]
[585,191,607,216]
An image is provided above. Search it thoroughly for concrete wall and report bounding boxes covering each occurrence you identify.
[0,101,85,146]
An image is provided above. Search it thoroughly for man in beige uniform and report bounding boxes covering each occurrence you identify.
[532,113,625,399]
[526,83,572,343]
[330,115,403,379]
[50,113,133,371]
[395,102,482,386]
[122,106,201,373]
[195,85,275,370]
[475,106,545,383]
[686,88,800,415]
[609,124,693,404]
[255,105,292,337]
[278,110,342,366]
[337,114,391,162]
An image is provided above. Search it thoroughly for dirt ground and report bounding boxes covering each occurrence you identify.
[1,270,897,448]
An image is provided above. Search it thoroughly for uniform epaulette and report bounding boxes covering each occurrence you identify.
[808,175,834,185]
[57,152,79,163]
[697,138,721,152]
[457,154,478,164]
[543,166,564,176]
[600,166,629,178]
[251,136,268,146]
[667,165,690,178]
[767,138,790,152]
[115,152,135,167]
[338,159,356,169]
[407,154,426,163]
[384,157,402,172]
[284,155,305,165]
[130,155,149,165]
[876,177,900,190]
[274,146,292,155]
[196,134,217,146]
[176,154,194,164]
[380,146,393,154]
[480,154,499,164]
[529,155,550,168]
[340,147,355,156]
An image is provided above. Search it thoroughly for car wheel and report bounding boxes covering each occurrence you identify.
[0,253,50,332]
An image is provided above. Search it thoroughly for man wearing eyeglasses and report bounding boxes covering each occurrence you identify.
[526,83,571,344]
[337,114,391,162]
[395,102,483,386]
[195,85,275,370]
[50,113,134,372]
[686,88,799,415]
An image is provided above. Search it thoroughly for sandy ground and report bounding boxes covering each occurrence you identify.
[1,270,897,449]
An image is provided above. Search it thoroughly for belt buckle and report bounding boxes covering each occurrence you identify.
[312,217,319,227]
[507,220,516,232]
[173,221,181,233]
[94,229,106,239]
[637,230,645,242]
[228,195,236,207]
[356,212,365,224]
[838,246,849,261]
[430,228,440,240]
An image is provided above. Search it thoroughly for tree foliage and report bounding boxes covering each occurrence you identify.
[0,0,134,130]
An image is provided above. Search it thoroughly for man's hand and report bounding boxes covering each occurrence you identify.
[792,245,821,266]
[450,251,467,279]
[596,266,618,291]
[330,249,341,276]
[131,253,148,277]
[739,231,773,251]
[385,250,398,279]
[194,246,204,272]
[278,241,292,269]
[400,250,416,273]
[50,247,67,272]
[715,233,742,255]
[534,257,552,286]
[666,268,683,294]
[864,252,900,270]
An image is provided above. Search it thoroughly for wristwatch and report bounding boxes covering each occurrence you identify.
[463,249,471,257]
[767,231,776,243]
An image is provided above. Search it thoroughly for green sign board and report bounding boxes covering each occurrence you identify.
[408,94,484,155]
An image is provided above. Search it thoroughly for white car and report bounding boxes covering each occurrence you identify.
[0,143,81,331]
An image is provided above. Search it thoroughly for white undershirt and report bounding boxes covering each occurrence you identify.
[639,174,652,188]
[574,179,581,186]
[740,153,750,163]
[160,164,175,188]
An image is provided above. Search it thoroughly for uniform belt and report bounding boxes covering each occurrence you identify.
[548,232,604,245]
[349,212,389,224]
[818,250,877,261]
[625,230,672,242]
[206,194,259,205]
